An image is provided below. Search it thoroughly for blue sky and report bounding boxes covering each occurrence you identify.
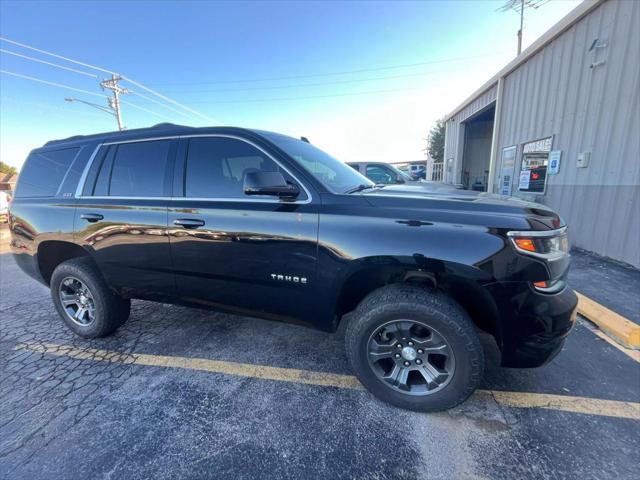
[0,0,581,167]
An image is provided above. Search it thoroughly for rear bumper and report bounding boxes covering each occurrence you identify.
[12,249,47,285]
[485,282,578,368]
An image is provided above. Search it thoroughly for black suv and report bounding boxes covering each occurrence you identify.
[9,124,577,412]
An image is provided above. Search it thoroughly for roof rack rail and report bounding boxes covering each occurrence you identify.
[43,123,198,146]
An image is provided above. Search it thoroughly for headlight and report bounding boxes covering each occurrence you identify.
[507,227,569,261]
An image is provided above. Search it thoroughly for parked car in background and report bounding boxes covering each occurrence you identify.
[0,191,10,223]
[408,164,426,180]
[347,162,415,185]
[349,162,469,195]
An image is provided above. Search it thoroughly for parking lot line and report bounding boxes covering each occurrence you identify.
[576,291,640,350]
[15,341,640,421]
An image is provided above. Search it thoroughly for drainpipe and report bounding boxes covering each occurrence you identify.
[487,76,505,194]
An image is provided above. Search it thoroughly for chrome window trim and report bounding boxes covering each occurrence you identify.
[169,197,305,204]
[75,196,302,204]
[74,143,103,198]
[76,196,171,201]
[75,134,312,205]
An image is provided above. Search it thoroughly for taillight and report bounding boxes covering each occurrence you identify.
[507,227,569,261]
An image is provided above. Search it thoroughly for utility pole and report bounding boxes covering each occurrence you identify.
[499,0,546,57]
[517,0,524,55]
[100,74,129,131]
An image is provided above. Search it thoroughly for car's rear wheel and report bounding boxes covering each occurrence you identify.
[345,284,483,412]
[50,257,130,338]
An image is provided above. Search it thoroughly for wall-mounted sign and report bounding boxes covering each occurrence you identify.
[499,146,517,196]
[522,136,553,154]
[518,170,530,190]
[548,150,562,174]
[519,136,553,194]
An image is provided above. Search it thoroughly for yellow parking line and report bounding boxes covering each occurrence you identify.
[15,341,640,421]
[480,390,639,421]
[16,341,363,390]
[576,291,640,350]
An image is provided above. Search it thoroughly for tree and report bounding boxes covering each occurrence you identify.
[427,118,445,163]
[0,161,17,176]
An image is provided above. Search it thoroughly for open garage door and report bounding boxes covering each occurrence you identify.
[461,105,495,191]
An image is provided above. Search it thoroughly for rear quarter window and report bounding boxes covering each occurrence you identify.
[15,147,80,198]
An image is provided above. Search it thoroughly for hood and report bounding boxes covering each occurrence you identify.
[360,184,564,231]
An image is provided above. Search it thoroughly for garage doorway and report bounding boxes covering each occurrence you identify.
[461,105,495,191]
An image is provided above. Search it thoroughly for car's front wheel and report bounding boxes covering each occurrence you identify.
[50,257,130,338]
[345,284,484,412]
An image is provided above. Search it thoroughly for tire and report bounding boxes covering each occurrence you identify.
[345,283,483,412]
[50,257,131,338]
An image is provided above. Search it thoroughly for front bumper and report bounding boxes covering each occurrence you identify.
[485,282,578,368]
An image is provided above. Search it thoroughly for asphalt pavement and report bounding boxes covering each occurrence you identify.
[569,248,640,325]
[1,224,638,479]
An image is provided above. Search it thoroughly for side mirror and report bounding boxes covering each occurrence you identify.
[396,176,405,184]
[244,171,300,199]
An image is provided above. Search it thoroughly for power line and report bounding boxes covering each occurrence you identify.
[149,52,503,87]
[128,89,200,121]
[0,36,115,75]
[0,36,219,124]
[120,98,174,122]
[158,64,471,94]
[119,75,221,124]
[0,69,107,98]
[0,48,99,78]
[1,40,194,125]
[183,85,426,105]
[0,69,170,123]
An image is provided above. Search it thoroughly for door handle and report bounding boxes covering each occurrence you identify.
[80,213,104,222]
[173,218,205,229]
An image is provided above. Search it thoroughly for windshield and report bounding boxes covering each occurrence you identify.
[264,133,374,194]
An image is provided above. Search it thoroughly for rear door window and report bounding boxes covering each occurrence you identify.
[15,147,80,197]
[108,140,171,197]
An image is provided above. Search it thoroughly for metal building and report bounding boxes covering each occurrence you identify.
[443,0,639,267]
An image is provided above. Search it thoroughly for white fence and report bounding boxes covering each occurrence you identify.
[431,162,444,182]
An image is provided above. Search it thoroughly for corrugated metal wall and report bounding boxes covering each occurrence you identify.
[444,85,497,183]
[496,0,639,267]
